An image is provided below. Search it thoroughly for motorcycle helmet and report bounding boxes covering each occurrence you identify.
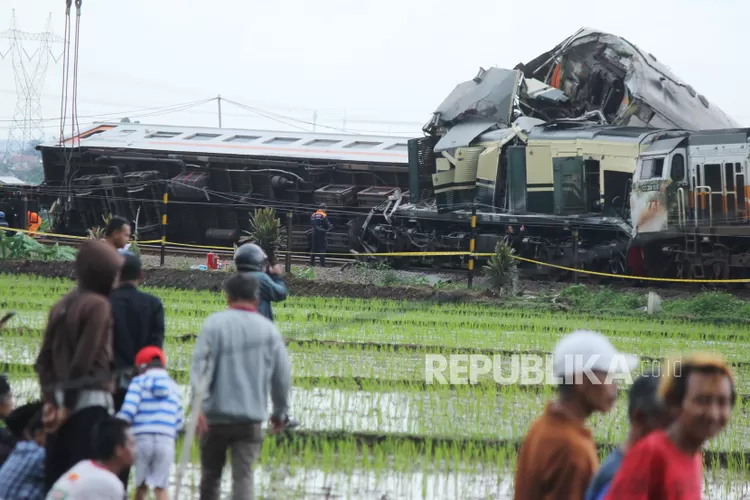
[234,242,267,272]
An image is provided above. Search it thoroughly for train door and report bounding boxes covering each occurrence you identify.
[735,161,747,220]
[666,149,688,227]
[691,161,711,225]
[723,161,737,222]
[552,156,586,215]
[702,163,723,225]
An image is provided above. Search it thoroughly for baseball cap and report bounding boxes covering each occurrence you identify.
[135,346,166,367]
[552,330,639,380]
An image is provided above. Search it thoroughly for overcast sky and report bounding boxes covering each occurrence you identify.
[0,0,746,143]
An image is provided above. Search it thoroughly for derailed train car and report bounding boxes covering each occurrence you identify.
[36,123,411,252]
[353,28,749,279]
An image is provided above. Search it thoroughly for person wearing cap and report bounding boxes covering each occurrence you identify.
[115,346,183,500]
[110,251,165,413]
[584,370,672,500]
[310,203,332,267]
[513,330,638,500]
[0,212,8,230]
[604,352,735,500]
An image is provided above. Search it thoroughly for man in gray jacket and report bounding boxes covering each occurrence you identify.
[191,272,291,500]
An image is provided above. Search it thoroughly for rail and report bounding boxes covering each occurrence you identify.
[4,226,750,283]
[693,185,712,227]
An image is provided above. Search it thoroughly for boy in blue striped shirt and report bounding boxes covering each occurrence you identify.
[116,346,183,500]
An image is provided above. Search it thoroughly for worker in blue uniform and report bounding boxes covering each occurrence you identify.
[310,204,332,266]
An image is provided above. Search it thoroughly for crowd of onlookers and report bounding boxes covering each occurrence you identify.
[514,330,735,500]
[0,215,738,499]
[0,216,292,499]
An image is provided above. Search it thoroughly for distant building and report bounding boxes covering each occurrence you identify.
[0,176,25,186]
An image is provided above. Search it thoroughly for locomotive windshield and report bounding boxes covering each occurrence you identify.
[640,157,665,179]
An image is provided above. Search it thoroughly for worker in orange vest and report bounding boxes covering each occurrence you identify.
[310,204,332,266]
[27,212,41,236]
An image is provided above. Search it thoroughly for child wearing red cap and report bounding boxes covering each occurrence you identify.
[115,346,183,500]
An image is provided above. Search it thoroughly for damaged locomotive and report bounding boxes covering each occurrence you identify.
[353,28,748,281]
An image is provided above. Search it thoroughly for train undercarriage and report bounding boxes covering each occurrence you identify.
[351,195,633,280]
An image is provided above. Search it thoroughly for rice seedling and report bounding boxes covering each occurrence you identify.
[4,274,750,497]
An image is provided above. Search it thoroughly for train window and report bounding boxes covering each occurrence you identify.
[147,131,181,139]
[185,133,221,141]
[344,141,382,149]
[737,163,743,173]
[725,163,735,191]
[641,157,664,179]
[225,135,260,143]
[264,137,301,145]
[670,154,685,181]
[385,143,408,152]
[305,139,340,147]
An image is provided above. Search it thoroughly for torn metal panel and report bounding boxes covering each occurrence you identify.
[520,28,738,130]
[426,68,521,132]
[522,78,569,104]
[434,120,498,152]
[642,136,688,156]
[425,27,737,145]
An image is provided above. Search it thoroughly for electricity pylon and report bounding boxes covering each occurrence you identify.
[0,10,63,158]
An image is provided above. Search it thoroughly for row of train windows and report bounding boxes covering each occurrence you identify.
[696,162,743,192]
[641,156,745,186]
[132,130,408,151]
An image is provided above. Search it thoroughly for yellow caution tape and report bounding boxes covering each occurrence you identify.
[3,227,749,283]
[0,226,89,240]
[506,254,750,283]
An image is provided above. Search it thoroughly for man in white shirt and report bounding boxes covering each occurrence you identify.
[45,417,135,500]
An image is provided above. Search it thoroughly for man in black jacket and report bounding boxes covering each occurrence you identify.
[110,252,165,411]
[109,252,164,490]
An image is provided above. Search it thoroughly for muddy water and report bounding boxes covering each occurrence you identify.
[6,374,750,449]
[5,379,750,499]
[169,464,748,499]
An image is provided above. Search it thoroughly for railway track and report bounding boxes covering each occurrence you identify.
[30,236,750,294]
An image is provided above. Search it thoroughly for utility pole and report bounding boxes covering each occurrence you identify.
[217,94,222,128]
[572,227,579,284]
[468,204,477,289]
[0,10,63,158]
